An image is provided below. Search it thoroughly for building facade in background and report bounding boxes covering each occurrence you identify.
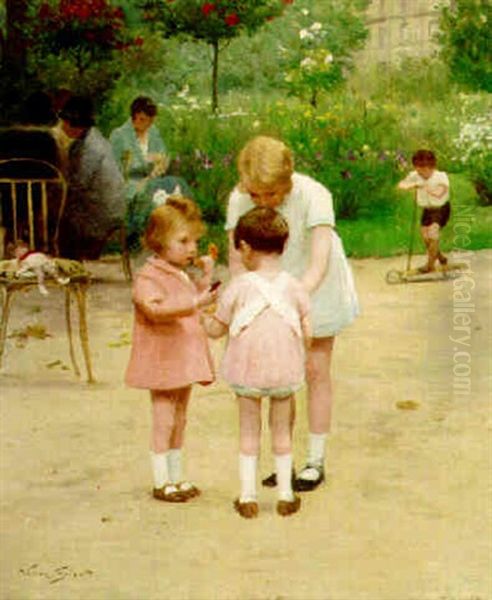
[361,0,442,63]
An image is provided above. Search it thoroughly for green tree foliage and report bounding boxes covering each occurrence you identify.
[280,1,368,107]
[24,0,132,99]
[19,0,158,103]
[0,1,38,122]
[141,0,294,112]
[438,0,492,93]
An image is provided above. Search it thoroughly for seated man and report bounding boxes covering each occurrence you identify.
[54,95,126,260]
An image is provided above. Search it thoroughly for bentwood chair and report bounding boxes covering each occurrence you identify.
[0,158,95,382]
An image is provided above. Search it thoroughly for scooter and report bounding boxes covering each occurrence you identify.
[385,194,467,284]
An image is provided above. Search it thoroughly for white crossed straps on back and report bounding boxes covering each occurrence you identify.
[229,271,302,338]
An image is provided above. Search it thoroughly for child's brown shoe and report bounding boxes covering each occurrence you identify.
[233,498,259,519]
[176,481,201,499]
[277,495,301,516]
[153,484,188,503]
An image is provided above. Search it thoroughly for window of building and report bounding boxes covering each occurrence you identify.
[428,19,439,38]
[400,21,410,43]
[378,25,387,49]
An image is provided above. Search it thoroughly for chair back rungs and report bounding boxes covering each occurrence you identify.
[0,158,67,256]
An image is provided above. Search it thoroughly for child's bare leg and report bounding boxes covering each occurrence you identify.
[270,396,294,497]
[169,386,191,449]
[262,395,295,488]
[428,223,442,271]
[166,386,200,497]
[149,390,186,501]
[236,396,261,512]
[269,395,293,455]
[270,395,301,515]
[296,337,334,489]
[306,337,334,434]
[150,389,177,453]
[239,395,262,456]
[421,225,439,271]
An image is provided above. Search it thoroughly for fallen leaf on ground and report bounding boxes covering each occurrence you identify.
[396,400,420,411]
[45,360,70,371]
[8,324,52,340]
[46,360,62,368]
[107,332,131,348]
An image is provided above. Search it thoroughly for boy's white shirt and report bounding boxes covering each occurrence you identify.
[400,169,449,208]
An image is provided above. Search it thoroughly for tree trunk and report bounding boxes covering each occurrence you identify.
[4,0,29,73]
[211,40,219,114]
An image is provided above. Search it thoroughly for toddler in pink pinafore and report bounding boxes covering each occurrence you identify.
[216,270,307,398]
[125,197,218,504]
[204,207,311,519]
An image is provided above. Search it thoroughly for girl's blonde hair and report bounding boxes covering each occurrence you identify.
[143,196,205,254]
[237,136,294,191]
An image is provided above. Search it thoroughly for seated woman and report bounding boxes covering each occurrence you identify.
[53,95,126,260]
[110,96,191,247]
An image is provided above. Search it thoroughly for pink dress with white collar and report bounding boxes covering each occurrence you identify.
[214,270,310,398]
[125,256,214,391]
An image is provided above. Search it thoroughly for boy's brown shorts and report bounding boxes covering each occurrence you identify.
[421,202,451,228]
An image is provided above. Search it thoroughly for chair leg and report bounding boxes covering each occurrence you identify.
[120,225,132,282]
[0,288,14,369]
[74,282,95,383]
[64,287,81,378]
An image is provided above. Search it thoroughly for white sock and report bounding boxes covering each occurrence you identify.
[307,433,327,467]
[239,454,258,502]
[167,449,182,483]
[150,451,169,489]
[275,453,294,502]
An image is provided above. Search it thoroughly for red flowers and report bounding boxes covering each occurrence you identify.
[34,0,131,54]
[39,3,52,19]
[202,3,216,16]
[225,12,240,26]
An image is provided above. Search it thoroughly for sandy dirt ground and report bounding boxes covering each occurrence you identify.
[0,250,491,600]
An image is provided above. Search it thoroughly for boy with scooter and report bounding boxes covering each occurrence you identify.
[398,150,450,273]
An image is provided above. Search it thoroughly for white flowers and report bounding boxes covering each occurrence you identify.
[177,85,189,98]
[453,115,492,162]
[299,21,324,41]
[299,28,314,41]
[153,185,183,207]
[152,189,170,207]
[300,57,316,70]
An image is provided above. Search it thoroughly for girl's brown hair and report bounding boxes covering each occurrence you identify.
[143,196,205,254]
[234,207,289,254]
[237,136,294,192]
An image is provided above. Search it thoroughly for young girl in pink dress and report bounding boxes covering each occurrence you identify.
[125,197,218,502]
[204,207,311,518]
